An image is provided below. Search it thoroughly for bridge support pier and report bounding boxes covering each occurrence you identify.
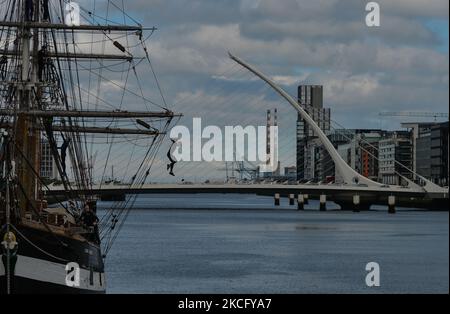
[304,194,309,205]
[274,193,280,206]
[353,195,360,213]
[289,194,295,206]
[297,194,304,211]
[388,195,396,214]
[320,194,327,211]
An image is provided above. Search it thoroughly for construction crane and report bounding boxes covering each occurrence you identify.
[379,111,448,121]
[222,160,260,182]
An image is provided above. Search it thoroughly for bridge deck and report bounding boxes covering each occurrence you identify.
[44,183,449,209]
[45,183,442,197]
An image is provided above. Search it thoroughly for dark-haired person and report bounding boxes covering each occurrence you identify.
[80,204,100,243]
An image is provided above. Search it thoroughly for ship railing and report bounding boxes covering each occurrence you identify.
[24,211,87,232]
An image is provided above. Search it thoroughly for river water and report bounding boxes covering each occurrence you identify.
[98,194,449,293]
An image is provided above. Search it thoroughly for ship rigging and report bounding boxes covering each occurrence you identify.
[0,0,180,294]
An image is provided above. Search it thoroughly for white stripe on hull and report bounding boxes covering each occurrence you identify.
[2,255,106,292]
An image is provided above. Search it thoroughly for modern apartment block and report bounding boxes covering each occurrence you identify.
[303,137,334,181]
[335,129,385,183]
[430,122,449,186]
[378,131,413,185]
[401,121,449,186]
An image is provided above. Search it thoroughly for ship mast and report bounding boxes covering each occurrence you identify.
[14,0,40,215]
[0,0,180,219]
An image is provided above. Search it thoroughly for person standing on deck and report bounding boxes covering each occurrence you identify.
[80,204,100,244]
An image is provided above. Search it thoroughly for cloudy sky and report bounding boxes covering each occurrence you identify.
[123,0,449,117]
[67,0,449,182]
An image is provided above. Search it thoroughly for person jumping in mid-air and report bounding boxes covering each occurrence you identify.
[166,138,178,176]
[60,135,71,174]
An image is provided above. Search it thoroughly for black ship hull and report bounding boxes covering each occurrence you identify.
[1,224,106,294]
[0,274,105,294]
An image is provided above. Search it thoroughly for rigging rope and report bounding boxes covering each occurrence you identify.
[1,0,180,261]
[9,224,70,263]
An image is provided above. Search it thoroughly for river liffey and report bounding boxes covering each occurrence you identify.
[100,194,449,293]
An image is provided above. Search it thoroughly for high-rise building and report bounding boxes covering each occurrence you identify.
[302,137,334,182]
[401,122,439,180]
[361,142,379,181]
[430,122,449,186]
[378,131,413,185]
[335,129,385,183]
[416,133,433,180]
[401,122,448,186]
[296,85,331,181]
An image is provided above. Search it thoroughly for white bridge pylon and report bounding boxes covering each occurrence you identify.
[228,52,447,195]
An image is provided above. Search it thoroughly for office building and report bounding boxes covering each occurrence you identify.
[335,129,385,182]
[378,131,413,185]
[401,122,439,180]
[401,122,448,186]
[430,122,449,186]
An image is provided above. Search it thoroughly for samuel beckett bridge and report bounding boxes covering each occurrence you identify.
[46,53,449,212]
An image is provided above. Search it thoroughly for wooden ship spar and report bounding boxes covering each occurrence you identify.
[0,0,179,294]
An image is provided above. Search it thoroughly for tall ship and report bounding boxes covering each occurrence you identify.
[0,0,179,294]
